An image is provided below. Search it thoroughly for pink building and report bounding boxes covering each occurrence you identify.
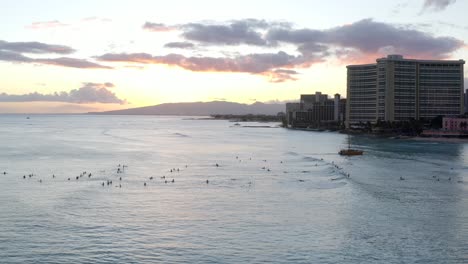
[443,117,468,131]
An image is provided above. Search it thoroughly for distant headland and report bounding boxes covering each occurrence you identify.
[88,101,285,116]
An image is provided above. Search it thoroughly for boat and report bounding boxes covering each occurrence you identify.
[339,149,363,156]
[339,135,363,156]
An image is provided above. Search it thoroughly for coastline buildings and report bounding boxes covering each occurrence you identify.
[421,116,468,137]
[286,92,346,128]
[465,89,468,114]
[443,117,468,132]
[347,55,465,127]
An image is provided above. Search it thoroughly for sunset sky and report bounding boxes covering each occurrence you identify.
[1,0,467,113]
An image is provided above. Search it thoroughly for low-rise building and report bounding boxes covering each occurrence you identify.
[442,117,468,131]
[285,102,301,125]
[285,92,346,128]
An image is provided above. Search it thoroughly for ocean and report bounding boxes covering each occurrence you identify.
[0,115,467,263]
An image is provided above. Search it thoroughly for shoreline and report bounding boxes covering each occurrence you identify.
[407,136,468,143]
[286,127,468,143]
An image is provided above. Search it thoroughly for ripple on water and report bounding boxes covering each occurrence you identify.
[0,115,467,263]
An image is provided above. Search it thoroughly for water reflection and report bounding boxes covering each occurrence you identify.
[0,115,467,263]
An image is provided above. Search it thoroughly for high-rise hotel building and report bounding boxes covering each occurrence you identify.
[346,55,465,126]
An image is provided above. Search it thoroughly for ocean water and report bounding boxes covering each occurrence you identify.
[0,115,467,263]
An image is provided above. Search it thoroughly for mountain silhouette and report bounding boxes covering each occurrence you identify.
[90,101,285,116]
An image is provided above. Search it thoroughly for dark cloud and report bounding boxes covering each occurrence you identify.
[422,0,456,12]
[273,69,299,75]
[0,40,75,54]
[325,19,463,58]
[96,52,155,63]
[105,18,464,81]
[181,21,268,46]
[67,83,125,104]
[0,50,33,62]
[97,18,465,80]
[144,19,291,46]
[0,40,111,69]
[266,19,463,59]
[228,19,277,29]
[268,69,299,82]
[36,57,112,69]
[142,22,175,32]
[97,51,299,73]
[164,42,195,49]
[0,82,126,104]
[266,28,324,45]
[96,51,312,82]
[297,43,329,57]
[144,18,463,60]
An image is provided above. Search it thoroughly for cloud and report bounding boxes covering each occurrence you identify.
[142,22,175,32]
[0,40,75,54]
[105,18,464,81]
[82,17,112,23]
[82,82,115,88]
[422,0,456,12]
[0,82,126,104]
[104,82,114,88]
[0,40,111,69]
[181,20,270,46]
[326,19,462,59]
[266,18,463,60]
[143,19,290,43]
[391,2,410,14]
[164,42,195,49]
[96,51,313,82]
[272,69,299,75]
[26,20,69,29]
[262,99,297,104]
[36,57,112,69]
[266,28,324,45]
[0,50,33,62]
[0,52,112,69]
[267,69,299,82]
[436,21,468,31]
[27,17,111,30]
[144,18,463,60]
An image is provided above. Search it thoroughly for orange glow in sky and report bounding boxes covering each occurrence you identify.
[0,0,467,113]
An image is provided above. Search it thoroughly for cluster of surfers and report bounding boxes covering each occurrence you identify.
[2,156,345,188]
[11,163,206,188]
[6,155,459,189]
[5,156,293,188]
[330,161,351,180]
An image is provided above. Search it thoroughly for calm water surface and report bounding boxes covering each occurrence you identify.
[0,115,467,263]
